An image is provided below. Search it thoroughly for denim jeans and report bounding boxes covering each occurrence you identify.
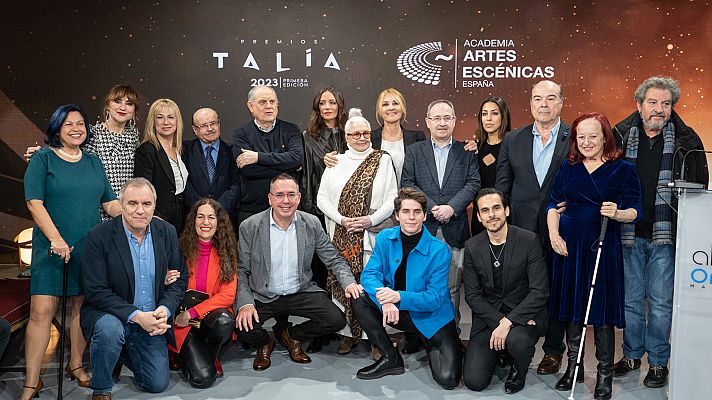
[90,313,170,394]
[622,237,674,366]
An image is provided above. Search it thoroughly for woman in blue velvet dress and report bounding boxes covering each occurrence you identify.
[546,112,642,400]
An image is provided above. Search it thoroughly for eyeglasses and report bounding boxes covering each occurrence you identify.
[269,192,299,201]
[194,121,220,131]
[346,131,371,139]
[427,116,455,124]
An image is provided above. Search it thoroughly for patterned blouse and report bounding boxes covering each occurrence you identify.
[85,122,140,219]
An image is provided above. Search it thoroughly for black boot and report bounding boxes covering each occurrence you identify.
[594,326,614,400]
[356,347,405,380]
[556,323,585,391]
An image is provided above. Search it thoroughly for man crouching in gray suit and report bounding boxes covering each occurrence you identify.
[235,173,363,371]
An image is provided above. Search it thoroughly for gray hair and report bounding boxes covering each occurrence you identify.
[426,99,455,117]
[247,85,277,102]
[634,76,680,106]
[119,177,157,203]
[344,108,371,133]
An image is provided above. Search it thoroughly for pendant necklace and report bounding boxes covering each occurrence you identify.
[489,242,506,268]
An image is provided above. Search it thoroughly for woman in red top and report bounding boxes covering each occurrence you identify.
[170,198,238,388]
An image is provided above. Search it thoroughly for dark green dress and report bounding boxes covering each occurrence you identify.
[24,148,115,296]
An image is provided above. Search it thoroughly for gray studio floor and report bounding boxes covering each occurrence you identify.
[0,300,667,400]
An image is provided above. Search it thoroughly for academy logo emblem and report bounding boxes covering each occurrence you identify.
[396,42,453,86]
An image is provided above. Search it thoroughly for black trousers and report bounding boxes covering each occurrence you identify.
[237,291,346,346]
[542,248,566,355]
[351,295,463,390]
[178,308,235,389]
[463,324,539,391]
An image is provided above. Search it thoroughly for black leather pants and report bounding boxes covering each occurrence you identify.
[351,295,463,389]
[178,308,234,388]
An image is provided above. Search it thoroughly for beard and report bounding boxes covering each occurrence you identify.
[643,114,669,132]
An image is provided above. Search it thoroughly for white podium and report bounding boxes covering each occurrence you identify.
[670,189,712,399]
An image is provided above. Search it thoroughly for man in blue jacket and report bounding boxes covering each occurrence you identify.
[351,187,462,389]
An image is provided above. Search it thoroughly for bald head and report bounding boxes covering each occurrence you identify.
[530,80,564,128]
[192,107,221,145]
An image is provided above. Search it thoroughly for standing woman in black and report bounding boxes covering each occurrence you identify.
[470,96,511,236]
[134,98,188,234]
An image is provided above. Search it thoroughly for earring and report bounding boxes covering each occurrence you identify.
[129,116,136,128]
[105,111,110,122]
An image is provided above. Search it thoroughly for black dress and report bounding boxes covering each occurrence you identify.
[471,140,502,235]
[301,127,347,215]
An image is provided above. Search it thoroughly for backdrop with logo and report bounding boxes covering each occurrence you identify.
[1,1,711,242]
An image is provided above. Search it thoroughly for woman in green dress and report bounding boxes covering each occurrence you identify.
[20,104,122,399]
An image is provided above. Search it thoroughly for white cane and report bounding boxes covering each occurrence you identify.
[568,216,609,400]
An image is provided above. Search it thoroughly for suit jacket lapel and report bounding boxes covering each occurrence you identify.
[112,218,135,294]
[421,141,440,188]
[193,141,210,184]
[157,146,177,190]
[522,126,539,188]
[542,124,570,188]
[151,221,165,296]
[501,227,516,291]
[441,142,459,186]
[295,216,306,278]
[259,212,272,277]
[478,235,494,288]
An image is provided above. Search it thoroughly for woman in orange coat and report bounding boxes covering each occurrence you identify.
[169,198,237,388]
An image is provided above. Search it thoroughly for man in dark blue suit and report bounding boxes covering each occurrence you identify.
[81,178,187,400]
[495,80,571,375]
[401,99,480,328]
[184,107,240,220]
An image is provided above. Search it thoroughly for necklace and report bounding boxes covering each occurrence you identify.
[56,147,82,160]
[489,242,506,268]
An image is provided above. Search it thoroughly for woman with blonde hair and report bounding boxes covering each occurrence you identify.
[134,98,188,233]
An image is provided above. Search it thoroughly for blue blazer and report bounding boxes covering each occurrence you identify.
[182,138,240,216]
[80,217,188,345]
[401,139,480,248]
[360,226,454,339]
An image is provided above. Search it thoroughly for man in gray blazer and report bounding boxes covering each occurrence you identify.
[401,99,481,327]
[495,80,571,375]
[234,173,362,371]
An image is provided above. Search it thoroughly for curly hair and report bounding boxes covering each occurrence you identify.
[179,198,237,283]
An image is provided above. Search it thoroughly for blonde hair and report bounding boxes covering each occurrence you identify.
[142,98,183,155]
[375,88,407,126]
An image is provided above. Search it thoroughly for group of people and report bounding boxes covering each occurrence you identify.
[18,76,707,400]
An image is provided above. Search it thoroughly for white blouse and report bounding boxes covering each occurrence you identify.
[379,138,405,184]
[169,156,188,195]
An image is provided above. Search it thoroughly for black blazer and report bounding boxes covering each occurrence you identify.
[401,139,481,248]
[495,122,571,246]
[182,138,240,216]
[463,225,549,337]
[371,126,427,150]
[80,217,187,345]
[134,142,186,232]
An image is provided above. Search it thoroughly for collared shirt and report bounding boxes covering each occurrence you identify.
[532,118,561,186]
[255,119,276,133]
[122,223,166,322]
[432,138,453,188]
[268,210,300,296]
[200,137,220,166]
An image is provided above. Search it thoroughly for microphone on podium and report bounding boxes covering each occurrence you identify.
[665,149,711,189]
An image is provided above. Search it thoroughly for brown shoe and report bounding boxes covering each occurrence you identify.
[91,394,112,400]
[537,353,563,375]
[253,336,276,371]
[280,328,311,363]
[336,337,357,355]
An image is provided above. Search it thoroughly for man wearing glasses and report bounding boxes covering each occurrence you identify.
[235,174,363,371]
[495,80,570,376]
[401,99,481,330]
[184,107,240,225]
[233,85,304,229]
